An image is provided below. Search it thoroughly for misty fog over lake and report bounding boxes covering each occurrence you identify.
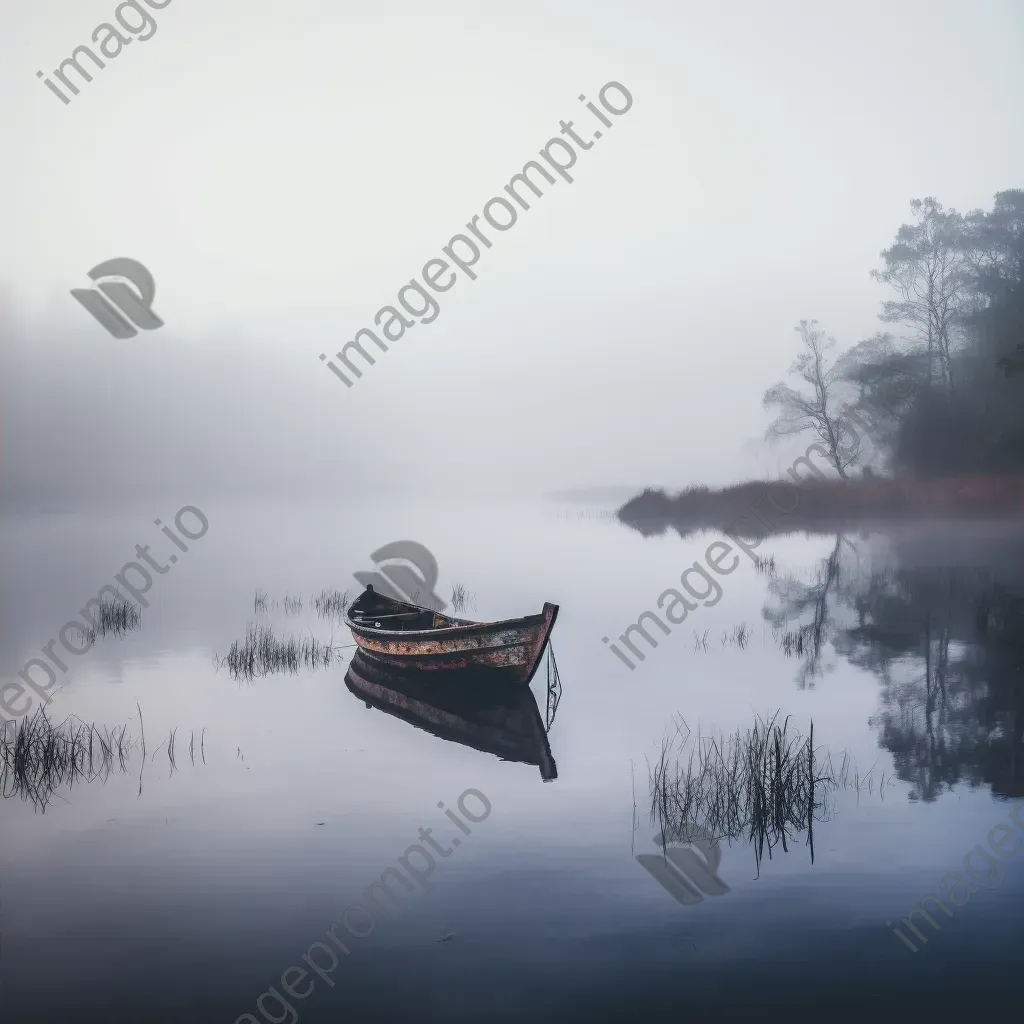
[2,2,1023,1022]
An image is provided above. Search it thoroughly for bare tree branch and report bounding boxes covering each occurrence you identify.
[763,320,860,479]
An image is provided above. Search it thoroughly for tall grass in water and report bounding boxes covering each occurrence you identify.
[719,622,750,649]
[648,712,889,874]
[0,707,200,811]
[78,599,141,643]
[220,623,340,680]
[254,589,349,619]
[776,628,807,656]
[450,583,476,613]
[313,588,350,620]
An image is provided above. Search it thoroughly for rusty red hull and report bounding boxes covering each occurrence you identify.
[345,586,558,685]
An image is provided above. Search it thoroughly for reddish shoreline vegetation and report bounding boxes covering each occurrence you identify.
[618,474,1024,540]
[618,188,1023,540]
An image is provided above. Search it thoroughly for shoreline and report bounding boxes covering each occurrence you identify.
[617,474,1024,540]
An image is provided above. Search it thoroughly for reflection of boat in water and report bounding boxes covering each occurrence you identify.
[345,586,559,684]
[344,651,560,781]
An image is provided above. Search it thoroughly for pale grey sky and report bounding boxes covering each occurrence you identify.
[2,0,1021,507]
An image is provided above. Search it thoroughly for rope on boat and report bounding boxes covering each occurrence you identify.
[544,643,562,733]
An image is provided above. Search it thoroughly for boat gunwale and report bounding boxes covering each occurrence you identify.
[345,591,551,640]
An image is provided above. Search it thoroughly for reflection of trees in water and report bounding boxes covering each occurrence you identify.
[971,587,1024,796]
[762,534,848,689]
[840,566,991,802]
[765,531,1024,801]
[844,567,1024,802]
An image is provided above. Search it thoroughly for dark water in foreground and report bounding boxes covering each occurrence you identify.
[1,498,1022,1022]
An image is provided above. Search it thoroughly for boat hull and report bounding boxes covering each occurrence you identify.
[346,590,558,685]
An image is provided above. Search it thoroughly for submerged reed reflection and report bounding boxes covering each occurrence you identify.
[648,711,891,875]
[0,705,205,811]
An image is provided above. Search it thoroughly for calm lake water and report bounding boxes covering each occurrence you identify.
[2,497,1022,1022]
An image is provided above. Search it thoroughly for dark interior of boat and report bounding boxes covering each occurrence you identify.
[351,609,449,631]
[350,590,459,631]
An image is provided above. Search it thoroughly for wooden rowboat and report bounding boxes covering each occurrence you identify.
[345,585,558,685]
[344,652,558,781]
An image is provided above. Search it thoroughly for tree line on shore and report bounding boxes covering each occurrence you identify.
[764,189,1024,479]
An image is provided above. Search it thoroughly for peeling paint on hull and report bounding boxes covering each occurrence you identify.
[346,588,559,685]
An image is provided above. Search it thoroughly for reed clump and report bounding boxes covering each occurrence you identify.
[254,589,350,619]
[0,706,200,811]
[777,628,808,656]
[718,622,751,649]
[450,583,476,613]
[649,711,888,873]
[313,588,350,620]
[77,599,142,643]
[220,623,340,680]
